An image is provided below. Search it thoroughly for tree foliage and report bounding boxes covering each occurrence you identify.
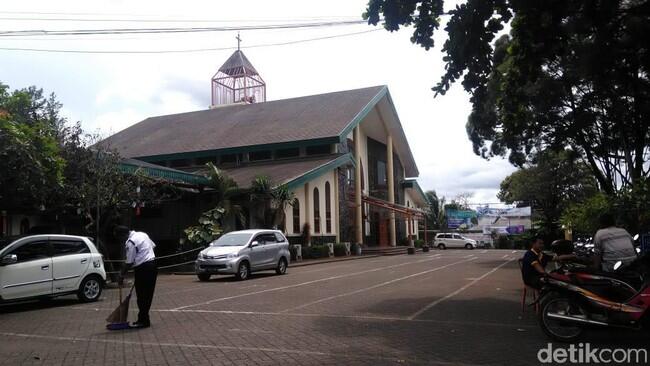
[498,149,598,237]
[0,83,66,211]
[0,82,178,243]
[365,1,650,194]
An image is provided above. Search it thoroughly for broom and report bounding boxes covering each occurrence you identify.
[106,282,135,330]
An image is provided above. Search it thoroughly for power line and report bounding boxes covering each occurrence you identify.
[0,16,362,23]
[0,10,360,19]
[0,28,382,54]
[0,19,368,37]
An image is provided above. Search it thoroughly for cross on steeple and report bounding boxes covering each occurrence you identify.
[236,32,241,51]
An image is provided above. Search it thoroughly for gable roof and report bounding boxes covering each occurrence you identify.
[221,154,353,189]
[99,85,419,177]
[101,86,384,159]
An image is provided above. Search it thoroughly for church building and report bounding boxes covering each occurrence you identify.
[102,48,428,248]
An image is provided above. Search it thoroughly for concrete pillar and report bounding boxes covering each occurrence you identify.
[354,126,363,245]
[304,182,311,246]
[387,134,396,246]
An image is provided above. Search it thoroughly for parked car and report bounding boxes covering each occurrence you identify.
[195,229,290,281]
[0,235,106,303]
[434,233,477,249]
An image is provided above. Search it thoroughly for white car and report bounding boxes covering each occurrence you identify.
[434,233,477,249]
[0,235,106,303]
[195,229,290,281]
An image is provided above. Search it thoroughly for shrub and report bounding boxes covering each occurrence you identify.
[333,243,347,256]
[414,239,424,248]
[303,245,329,259]
[301,245,312,259]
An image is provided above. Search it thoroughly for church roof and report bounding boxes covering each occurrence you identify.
[218,50,259,76]
[101,86,384,158]
[99,85,419,177]
[221,154,353,189]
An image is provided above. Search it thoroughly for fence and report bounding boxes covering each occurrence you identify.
[103,246,204,275]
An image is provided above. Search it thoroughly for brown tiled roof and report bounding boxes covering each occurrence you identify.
[221,156,342,188]
[99,86,385,159]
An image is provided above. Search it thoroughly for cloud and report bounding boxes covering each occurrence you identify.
[2,0,515,204]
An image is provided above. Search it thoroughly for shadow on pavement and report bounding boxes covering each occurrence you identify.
[0,297,82,314]
[312,296,648,365]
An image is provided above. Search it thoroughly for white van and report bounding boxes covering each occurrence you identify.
[434,233,477,249]
[0,235,106,303]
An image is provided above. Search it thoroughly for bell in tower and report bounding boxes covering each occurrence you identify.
[211,34,266,107]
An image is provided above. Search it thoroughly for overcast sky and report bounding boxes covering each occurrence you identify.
[1,0,516,205]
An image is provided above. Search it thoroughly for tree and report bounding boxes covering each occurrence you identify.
[250,175,295,230]
[0,83,65,212]
[453,192,473,210]
[498,149,598,237]
[365,1,650,194]
[1,82,178,250]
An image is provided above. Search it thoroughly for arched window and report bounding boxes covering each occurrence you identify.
[325,182,332,233]
[313,187,321,234]
[292,199,300,234]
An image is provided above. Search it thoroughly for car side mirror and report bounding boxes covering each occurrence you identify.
[1,254,17,266]
[613,261,623,271]
[250,241,260,248]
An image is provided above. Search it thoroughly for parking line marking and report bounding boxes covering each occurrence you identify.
[281,257,476,313]
[408,259,515,320]
[63,305,536,329]
[171,255,445,310]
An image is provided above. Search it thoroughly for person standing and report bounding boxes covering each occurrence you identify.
[593,212,637,272]
[115,226,157,328]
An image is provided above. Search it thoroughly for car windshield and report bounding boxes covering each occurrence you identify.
[0,236,21,252]
[210,233,253,247]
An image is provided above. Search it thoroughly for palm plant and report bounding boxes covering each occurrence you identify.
[250,176,295,230]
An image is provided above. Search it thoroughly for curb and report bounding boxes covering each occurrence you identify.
[166,254,381,275]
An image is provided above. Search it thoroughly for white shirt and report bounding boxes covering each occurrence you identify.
[125,231,156,267]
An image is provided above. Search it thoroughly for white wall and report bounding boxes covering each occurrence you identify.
[404,190,420,240]
[284,170,337,238]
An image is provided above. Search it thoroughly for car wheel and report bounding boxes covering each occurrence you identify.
[197,273,211,282]
[465,243,474,250]
[275,258,288,275]
[437,243,446,250]
[235,261,250,281]
[77,275,102,302]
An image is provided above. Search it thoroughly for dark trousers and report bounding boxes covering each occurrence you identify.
[134,260,157,325]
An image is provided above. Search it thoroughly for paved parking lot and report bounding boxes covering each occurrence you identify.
[0,250,647,365]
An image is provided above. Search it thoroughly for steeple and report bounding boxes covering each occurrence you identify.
[210,34,266,107]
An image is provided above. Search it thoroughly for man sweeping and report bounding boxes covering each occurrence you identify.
[115,226,157,329]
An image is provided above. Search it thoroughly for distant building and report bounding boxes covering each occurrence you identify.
[101,49,428,247]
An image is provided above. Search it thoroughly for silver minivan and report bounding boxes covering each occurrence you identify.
[434,233,477,249]
[195,229,290,281]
